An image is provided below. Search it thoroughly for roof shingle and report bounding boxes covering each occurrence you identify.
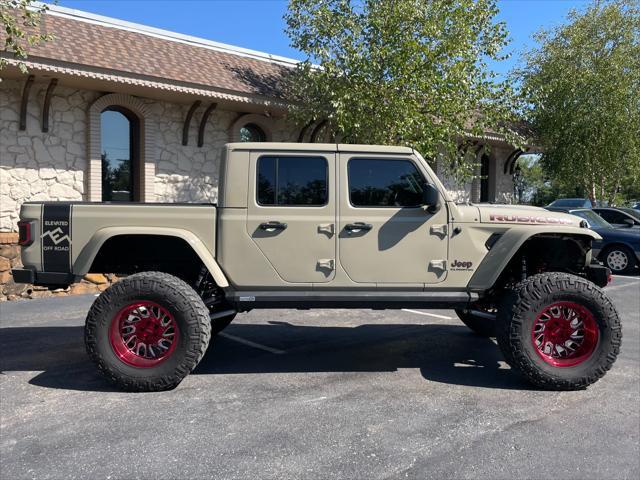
[4,8,292,100]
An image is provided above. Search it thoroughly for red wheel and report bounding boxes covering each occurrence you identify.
[109,301,179,368]
[531,301,599,367]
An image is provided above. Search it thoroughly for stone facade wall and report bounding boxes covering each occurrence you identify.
[1,80,98,231]
[492,145,516,204]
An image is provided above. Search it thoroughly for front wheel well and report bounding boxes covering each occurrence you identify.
[493,234,593,291]
[88,234,205,285]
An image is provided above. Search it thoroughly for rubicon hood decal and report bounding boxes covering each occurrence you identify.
[489,214,574,225]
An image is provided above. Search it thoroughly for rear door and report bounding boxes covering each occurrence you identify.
[337,154,448,284]
[246,151,336,283]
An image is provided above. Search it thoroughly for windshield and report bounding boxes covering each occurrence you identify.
[619,208,640,221]
[549,198,589,207]
[569,210,612,228]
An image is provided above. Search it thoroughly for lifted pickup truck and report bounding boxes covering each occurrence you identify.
[12,143,620,392]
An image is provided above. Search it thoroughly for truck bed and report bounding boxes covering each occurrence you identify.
[17,202,217,285]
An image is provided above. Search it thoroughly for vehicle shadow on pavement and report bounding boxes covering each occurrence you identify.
[0,322,533,392]
[0,326,116,392]
[197,322,533,390]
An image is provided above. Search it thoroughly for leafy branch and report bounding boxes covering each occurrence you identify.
[1,0,53,74]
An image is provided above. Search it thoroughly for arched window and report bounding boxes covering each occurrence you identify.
[239,123,267,142]
[100,107,140,202]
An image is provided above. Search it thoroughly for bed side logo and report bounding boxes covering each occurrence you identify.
[41,227,71,245]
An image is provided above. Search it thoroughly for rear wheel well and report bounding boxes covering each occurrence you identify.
[89,234,204,285]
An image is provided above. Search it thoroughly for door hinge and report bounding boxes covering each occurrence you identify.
[429,259,447,271]
[317,223,335,236]
[317,259,335,271]
[430,224,448,237]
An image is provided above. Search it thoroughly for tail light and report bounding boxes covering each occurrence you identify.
[18,221,34,246]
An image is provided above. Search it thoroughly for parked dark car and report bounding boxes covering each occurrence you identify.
[546,198,593,209]
[547,207,640,273]
[630,201,640,211]
[593,207,640,229]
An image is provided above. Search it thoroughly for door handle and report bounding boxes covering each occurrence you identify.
[259,221,288,232]
[345,222,372,234]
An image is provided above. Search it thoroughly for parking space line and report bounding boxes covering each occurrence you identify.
[219,332,285,354]
[605,282,640,291]
[611,275,640,282]
[402,309,453,320]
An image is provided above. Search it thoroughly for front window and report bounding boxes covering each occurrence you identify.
[257,156,328,206]
[348,158,426,207]
[101,107,139,201]
[570,210,612,228]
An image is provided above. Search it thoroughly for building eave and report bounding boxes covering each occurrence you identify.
[0,55,291,112]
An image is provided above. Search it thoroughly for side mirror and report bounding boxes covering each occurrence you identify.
[422,184,441,213]
[623,218,635,228]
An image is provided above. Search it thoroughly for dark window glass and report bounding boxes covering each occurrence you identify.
[597,210,618,223]
[257,156,328,206]
[348,158,426,207]
[240,123,266,142]
[101,108,137,202]
[603,211,628,223]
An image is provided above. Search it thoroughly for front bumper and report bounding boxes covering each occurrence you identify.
[11,268,77,287]
[585,264,610,288]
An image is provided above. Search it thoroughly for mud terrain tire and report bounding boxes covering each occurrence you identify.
[85,271,211,392]
[496,272,621,390]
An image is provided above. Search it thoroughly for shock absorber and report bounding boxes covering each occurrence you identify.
[521,255,528,281]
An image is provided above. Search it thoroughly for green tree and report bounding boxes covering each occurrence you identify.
[517,0,640,205]
[1,0,51,74]
[284,0,519,182]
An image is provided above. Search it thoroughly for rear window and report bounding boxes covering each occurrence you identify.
[257,156,328,206]
[550,199,589,208]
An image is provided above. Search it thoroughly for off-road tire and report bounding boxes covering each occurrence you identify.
[85,271,211,392]
[496,272,621,390]
[601,245,636,274]
[455,309,495,337]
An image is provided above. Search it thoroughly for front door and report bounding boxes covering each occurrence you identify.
[246,151,336,283]
[338,154,448,284]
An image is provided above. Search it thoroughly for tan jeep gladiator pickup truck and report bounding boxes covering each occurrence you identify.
[12,143,620,391]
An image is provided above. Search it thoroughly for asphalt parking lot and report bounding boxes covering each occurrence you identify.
[1,275,639,480]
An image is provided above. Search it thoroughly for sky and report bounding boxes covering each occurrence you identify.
[54,0,591,78]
